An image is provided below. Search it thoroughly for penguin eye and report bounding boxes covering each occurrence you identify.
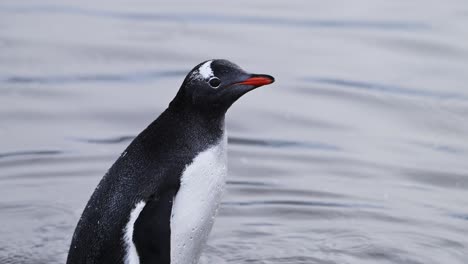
[208,77,221,88]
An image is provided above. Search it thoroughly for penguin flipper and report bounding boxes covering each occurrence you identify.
[133,188,177,264]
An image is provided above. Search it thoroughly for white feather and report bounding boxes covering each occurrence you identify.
[198,60,214,79]
[170,133,227,264]
[124,201,146,264]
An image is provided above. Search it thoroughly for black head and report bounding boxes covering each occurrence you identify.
[170,59,274,114]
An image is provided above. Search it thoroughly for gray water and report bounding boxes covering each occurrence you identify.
[1,0,468,263]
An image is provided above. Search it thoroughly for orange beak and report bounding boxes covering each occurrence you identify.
[236,75,275,87]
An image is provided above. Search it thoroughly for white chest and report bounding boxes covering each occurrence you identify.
[170,134,227,264]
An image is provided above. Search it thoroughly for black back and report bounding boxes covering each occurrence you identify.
[66,105,224,264]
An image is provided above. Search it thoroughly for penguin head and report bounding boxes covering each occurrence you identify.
[171,59,274,113]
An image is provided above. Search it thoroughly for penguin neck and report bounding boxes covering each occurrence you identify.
[170,93,225,121]
[167,98,226,138]
[169,86,229,117]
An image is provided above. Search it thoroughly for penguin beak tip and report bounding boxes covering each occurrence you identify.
[236,74,275,87]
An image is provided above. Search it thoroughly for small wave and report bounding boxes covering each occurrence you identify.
[410,141,465,155]
[302,77,467,101]
[0,150,63,159]
[449,213,468,221]
[229,136,340,151]
[1,70,184,85]
[222,200,383,209]
[70,135,135,144]
[226,180,273,187]
[0,5,429,31]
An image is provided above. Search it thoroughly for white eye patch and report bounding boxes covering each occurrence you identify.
[198,60,214,79]
[189,60,217,83]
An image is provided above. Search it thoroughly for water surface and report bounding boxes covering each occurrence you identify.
[1,0,468,263]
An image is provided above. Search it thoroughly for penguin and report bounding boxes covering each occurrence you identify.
[66,59,274,264]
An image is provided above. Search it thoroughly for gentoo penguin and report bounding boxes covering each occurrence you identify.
[66,59,274,264]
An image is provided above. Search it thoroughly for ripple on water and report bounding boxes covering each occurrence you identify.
[301,77,468,101]
[0,5,430,31]
[2,0,468,263]
[0,70,185,85]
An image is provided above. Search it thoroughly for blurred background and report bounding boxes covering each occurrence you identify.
[1,0,468,263]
